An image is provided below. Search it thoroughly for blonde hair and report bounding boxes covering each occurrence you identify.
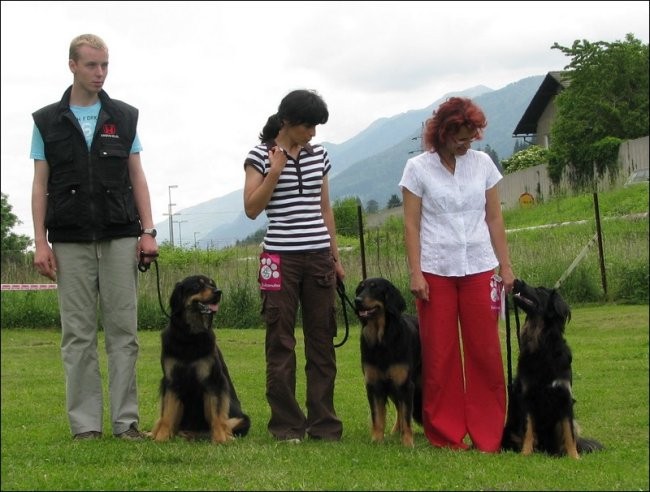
[69,34,107,61]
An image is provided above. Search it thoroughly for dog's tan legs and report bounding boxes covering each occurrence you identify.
[386,365,413,447]
[561,418,580,459]
[205,393,232,443]
[152,392,183,442]
[395,400,414,448]
[365,366,387,443]
[371,398,387,443]
[522,414,535,455]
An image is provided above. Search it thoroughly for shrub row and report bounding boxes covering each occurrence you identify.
[1,216,647,330]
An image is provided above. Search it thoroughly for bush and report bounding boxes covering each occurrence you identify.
[1,188,647,329]
[0,290,60,329]
[217,282,263,329]
[610,259,650,303]
[501,145,548,174]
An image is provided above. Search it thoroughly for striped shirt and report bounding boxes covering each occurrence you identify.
[244,142,332,252]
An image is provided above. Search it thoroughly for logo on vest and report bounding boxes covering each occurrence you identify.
[100,124,118,138]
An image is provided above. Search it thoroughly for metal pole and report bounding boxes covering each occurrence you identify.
[168,185,178,247]
[593,192,608,296]
[357,204,367,280]
[177,219,188,248]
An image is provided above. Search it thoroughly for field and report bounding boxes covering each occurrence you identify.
[1,185,648,331]
[1,181,648,490]
[1,304,648,491]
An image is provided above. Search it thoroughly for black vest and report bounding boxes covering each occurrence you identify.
[32,86,142,242]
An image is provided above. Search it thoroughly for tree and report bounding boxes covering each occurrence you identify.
[333,196,361,236]
[365,199,379,214]
[512,139,530,155]
[548,34,649,187]
[483,144,502,173]
[237,226,266,246]
[386,194,402,209]
[478,144,497,165]
[1,192,32,259]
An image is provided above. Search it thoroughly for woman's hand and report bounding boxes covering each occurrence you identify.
[409,271,429,301]
[268,145,288,173]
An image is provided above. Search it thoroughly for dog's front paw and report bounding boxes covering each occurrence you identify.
[399,424,415,447]
[210,422,233,443]
[210,431,233,444]
[151,420,173,442]
[371,428,384,443]
[521,441,534,455]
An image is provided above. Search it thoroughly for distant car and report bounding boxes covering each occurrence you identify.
[624,168,649,187]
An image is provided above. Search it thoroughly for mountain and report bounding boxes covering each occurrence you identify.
[329,75,545,207]
[154,75,544,248]
[155,188,266,249]
[323,85,493,178]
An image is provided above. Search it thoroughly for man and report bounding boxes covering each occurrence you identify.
[31,34,158,440]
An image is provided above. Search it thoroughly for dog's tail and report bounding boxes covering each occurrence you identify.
[577,436,604,454]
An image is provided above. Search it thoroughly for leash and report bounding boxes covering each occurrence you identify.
[504,294,521,389]
[334,278,356,348]
[138,252,170,319]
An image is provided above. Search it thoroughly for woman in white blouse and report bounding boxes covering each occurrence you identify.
[399,97,515,453]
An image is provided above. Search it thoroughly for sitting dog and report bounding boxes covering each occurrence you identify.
[354,277,422,447]
[151,275,251,443]
[501,279,603,458]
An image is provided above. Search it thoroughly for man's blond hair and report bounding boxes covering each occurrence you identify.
[69,34,107,61]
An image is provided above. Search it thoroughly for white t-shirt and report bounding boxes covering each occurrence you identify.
[399,149,502,277]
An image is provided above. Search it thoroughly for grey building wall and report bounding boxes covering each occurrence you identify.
[498,136,649,209]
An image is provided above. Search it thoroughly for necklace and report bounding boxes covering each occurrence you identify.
[439,153,456,174]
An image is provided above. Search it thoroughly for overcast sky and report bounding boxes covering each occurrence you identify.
[2,1,648,240]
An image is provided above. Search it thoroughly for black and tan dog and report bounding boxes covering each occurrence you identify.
[354,277,422,447]
[501,279,603,458]
[151,275,251,443]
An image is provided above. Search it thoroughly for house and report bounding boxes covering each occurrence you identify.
[512,71,568,148]
[499,71,648,209]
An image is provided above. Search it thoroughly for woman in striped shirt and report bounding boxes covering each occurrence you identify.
[243,89,345,443]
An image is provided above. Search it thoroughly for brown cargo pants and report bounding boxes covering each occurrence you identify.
[260,250,343,441]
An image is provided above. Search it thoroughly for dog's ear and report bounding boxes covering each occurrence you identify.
[385,282,406,316]
[551,290,571,324]
[169,281,185,318]
[355,280,364,296]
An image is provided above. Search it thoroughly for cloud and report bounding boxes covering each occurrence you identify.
[1,0,648,240]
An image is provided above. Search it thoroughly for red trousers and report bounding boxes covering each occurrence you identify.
[417,270,506,452]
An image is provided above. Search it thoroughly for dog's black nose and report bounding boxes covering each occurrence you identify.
[214,289,222,303]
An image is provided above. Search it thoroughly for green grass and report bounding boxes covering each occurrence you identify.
[1,184,647,329]
[501,184,648,229]
[1,304,648,491]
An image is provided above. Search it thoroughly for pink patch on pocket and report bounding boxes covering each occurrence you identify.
[259,252,281,291]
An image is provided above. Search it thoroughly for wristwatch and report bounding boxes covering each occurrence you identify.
[141,228,157,238]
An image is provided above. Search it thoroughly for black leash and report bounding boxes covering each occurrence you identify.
[504,294,521,389]
[138,252,170,319]
[334,278,356,348]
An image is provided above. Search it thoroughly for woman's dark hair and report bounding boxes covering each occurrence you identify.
[259,89,329,143]
[422,97,487,152]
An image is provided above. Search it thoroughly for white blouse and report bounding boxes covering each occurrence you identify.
[399,149,502,277]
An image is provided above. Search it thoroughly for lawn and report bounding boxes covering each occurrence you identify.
[1,304,648,491]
